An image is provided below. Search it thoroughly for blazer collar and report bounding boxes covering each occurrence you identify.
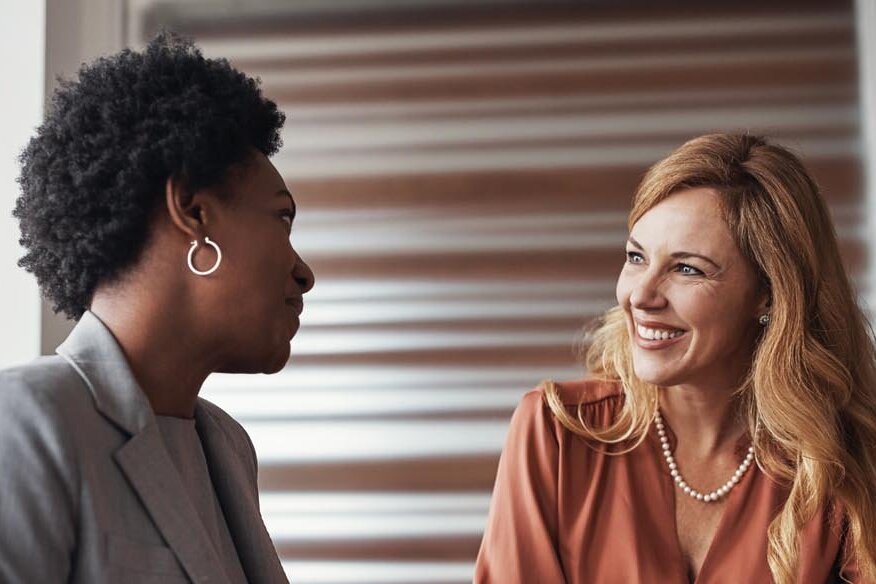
[55,310,154,435]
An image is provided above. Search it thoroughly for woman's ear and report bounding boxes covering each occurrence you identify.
[164,175,208,240]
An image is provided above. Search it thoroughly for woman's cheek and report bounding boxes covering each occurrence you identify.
[615,271,633,307]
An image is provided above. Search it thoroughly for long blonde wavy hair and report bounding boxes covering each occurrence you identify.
[545,133,876,582]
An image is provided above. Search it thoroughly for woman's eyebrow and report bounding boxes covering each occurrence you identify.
[670,251,721,269]
[627,237,721,269]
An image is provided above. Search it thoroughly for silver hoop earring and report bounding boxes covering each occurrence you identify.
[187,236,222,276]
[758,314,770,326]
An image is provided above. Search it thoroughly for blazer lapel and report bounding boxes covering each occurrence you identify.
[56,311,228,583]
[196,405,288,584]
[115,424,229,583]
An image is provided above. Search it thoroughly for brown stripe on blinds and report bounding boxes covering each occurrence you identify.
[283,94,859,125]
[164,1,849,39]
[258,456,501,492]
[288,161,862,209]
[137,1,862,581]
[261,57,856,103]
[281,132,857,161]
[273,538,482,561]
[226,29,853,71]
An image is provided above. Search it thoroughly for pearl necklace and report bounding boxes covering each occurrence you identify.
[655,410,755,503]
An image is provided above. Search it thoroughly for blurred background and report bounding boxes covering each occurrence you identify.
[2,1,874,583]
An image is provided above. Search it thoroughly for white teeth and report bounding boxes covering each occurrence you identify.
[636,324,684,341]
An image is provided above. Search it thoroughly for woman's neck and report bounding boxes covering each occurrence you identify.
[659,382,748,457]
[90,285,217,419]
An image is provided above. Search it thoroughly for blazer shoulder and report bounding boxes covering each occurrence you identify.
[197,397,245,434]
[0,357,82,502]
[0,355,92,419]
[197,397,256,458]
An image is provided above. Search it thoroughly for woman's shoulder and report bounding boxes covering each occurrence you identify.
[513,377,624,435]
[540,377,623,405]
[518,377,624,415]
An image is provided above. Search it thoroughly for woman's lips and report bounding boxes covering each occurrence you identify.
[285,298,303,315]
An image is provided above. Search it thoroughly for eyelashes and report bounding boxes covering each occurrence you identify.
[677,264,703,276]
[279,209,295,228]
[624,251,704,276]
[626,251,644,264]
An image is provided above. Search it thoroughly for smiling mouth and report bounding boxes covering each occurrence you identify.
[633,321,688,349]
[636,323,685,341]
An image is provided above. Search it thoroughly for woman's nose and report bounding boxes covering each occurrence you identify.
[293,254,315,294]
[629,271,667,310]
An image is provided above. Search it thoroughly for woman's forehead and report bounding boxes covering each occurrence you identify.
[631,188,735,251]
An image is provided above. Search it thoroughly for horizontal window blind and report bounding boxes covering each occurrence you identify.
[132,2,862,582]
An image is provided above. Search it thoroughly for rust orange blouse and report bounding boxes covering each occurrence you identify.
[474,380,859,583]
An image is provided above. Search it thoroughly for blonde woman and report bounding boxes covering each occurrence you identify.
[474,134,876,583]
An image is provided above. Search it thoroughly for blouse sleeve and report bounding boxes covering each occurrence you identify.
[474,390,566,583]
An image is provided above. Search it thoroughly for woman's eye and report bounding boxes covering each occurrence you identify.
[625,251,644,264]
[677,264,703,276]
[280,210,294,228]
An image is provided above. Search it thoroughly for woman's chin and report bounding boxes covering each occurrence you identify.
[632,360,683,387]
[263,343,291,373]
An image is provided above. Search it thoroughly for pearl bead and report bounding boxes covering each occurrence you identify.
[654,409,753,504]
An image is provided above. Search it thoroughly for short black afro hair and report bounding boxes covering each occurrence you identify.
[14,32,285,320]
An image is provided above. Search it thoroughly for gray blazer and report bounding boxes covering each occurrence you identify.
[0,311,288,583]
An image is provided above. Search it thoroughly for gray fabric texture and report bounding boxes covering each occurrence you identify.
[156,415,249,583]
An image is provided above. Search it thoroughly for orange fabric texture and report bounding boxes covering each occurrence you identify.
[474,380,858,584]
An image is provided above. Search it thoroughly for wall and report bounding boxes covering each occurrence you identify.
[0,1,45,369]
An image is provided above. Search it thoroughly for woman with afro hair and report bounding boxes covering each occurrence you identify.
[0,33,313,583]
